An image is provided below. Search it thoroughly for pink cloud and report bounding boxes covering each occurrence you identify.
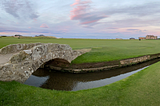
[70,5,89,20]
[71,0,80,6]
[81,20,99,24]
[70,0,107,27]
[71,0,91,6]
[70,0,91,20]
[40,24,49,28]
[0,32,8,35]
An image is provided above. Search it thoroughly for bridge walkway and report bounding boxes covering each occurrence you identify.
[0,53,17,65]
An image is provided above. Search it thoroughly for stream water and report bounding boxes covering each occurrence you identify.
[24,58,160,91]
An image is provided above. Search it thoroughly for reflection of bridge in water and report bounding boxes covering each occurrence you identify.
[25,58,160,91]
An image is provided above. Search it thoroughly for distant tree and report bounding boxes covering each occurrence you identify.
[130,38,135,40]
[14,34,22,39]
[1,35,7,37]
[15,34,22,37]
[39,34,45,36]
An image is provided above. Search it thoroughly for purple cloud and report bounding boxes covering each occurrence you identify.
[40,24,49,28]
[103,2,160,17]
[1,0,38,19]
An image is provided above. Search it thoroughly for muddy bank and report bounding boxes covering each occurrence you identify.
[43,53,160,73]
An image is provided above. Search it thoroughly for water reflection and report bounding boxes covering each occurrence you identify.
[24,58,160,91]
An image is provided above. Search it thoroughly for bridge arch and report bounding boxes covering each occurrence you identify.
[40,58,70,70]
[0,43,89,83]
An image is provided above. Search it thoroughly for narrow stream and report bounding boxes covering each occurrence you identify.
[24,58,160,91]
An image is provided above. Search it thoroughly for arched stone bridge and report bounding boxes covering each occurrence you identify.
[0,43,90,83]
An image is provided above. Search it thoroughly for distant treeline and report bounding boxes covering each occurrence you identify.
[20,36,57,39]
[0,35,57,39]
[0,35,7,37]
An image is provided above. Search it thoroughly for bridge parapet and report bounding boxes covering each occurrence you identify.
[0,43,42,54]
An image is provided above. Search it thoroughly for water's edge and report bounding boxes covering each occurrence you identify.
[24,58,160,91]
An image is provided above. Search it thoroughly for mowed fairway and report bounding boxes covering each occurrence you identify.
[0,37,160,64]
[1,37,160,105]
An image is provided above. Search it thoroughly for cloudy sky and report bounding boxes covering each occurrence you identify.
[0,0,160,39]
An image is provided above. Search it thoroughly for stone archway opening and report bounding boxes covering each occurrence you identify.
[39,58,71,71]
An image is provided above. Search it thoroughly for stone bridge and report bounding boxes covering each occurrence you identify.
[0,43,90,83]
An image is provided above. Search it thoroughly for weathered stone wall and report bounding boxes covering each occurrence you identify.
[0,43,88,83]
[46,54,160,73]
[120,55,150,65]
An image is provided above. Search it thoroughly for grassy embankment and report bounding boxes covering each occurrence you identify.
[1,61,160,105]
[0,37,160,105]
[0,37,160,64]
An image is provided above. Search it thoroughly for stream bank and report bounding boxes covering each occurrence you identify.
[25,57,160,91]
[43,53,160,73]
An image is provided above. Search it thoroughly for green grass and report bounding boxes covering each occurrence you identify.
[0,37,160,64]
[1,61,160,106]
[1,37,160,105]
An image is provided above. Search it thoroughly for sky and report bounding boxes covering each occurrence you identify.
[0,0,160,39]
